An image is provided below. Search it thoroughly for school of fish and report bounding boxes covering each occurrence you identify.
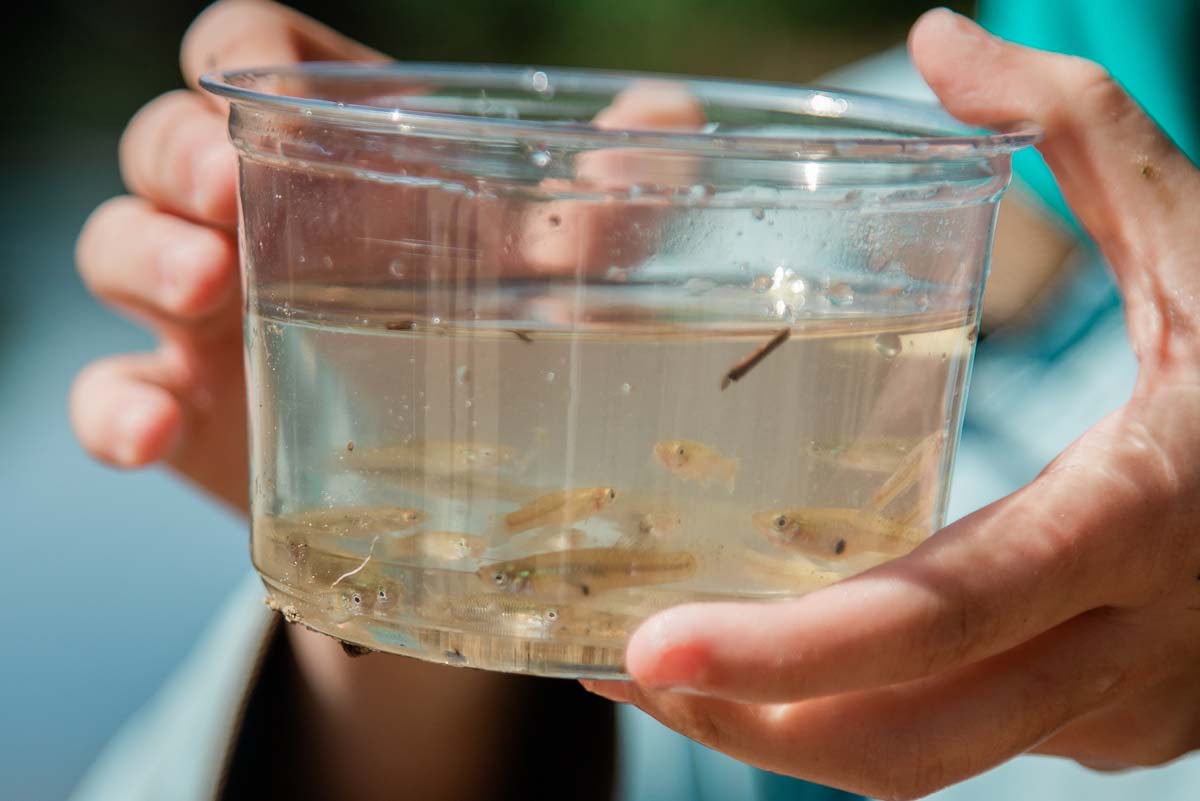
[260,429,944,630]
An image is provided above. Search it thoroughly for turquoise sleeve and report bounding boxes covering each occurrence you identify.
[979,0,1200,229]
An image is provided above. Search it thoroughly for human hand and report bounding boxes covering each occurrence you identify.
[70,1,383,512]
[71,2,704,513]
[584,10,1200,799]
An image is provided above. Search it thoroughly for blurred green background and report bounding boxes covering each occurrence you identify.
[0,2,968,799]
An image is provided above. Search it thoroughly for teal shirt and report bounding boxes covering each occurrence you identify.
[981,0,1200,228]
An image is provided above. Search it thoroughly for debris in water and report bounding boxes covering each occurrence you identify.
[720,328,790,390]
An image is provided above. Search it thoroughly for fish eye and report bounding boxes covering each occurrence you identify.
[606,488,616,500]
[773,515,789,530]
[377,588,388,601]
[545,609,558,622]
[675,446,686,457]
[492,571,507,586]
[351,592,363,606]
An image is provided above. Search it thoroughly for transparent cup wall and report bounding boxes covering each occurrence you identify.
[207,66,1033,677]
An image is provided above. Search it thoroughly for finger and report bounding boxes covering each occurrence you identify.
[77,195,238,323]
[119,90,239,226]
[909,10,1200,355]
[626,448,1149,702]
[1034,651,1200,768]
[625,610,1133,800]
[521,81,705,274]
[70,353,185,468]
[181,0,385,98]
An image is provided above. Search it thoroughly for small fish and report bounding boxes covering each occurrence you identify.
[752,507,924,560]
[477,547,697,597]
[738,548,847,589]
[653,439,738,492]
[862,430,945,517]
[504,487,617,535]
[333,565,403,617]
[807,438,922,474]
[508,527,590,553]
[379,530,486,561]
[434,593,566,629]
[269,506,426,537]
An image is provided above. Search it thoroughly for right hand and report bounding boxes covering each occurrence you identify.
[70,1,383,513]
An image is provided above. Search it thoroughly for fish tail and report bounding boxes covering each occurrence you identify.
[723,458,739,493]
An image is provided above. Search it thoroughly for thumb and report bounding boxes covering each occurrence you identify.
[909,9,1200,368]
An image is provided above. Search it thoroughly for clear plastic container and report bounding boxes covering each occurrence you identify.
[203,64,1037,678]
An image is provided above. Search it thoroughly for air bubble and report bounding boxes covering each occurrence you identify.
[530,70,550,93]
[388,260,406,278]
[531,150,551,168]
[873,333,902,358]
[620,383,632,395]
[751,207,765,220]
[545,371,556,383]
[456,365,471,385]
[686,183,714,203]
[322,255,334,268]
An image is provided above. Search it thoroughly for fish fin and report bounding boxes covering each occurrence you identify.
[724,458,739,493]
[615,532,652,551]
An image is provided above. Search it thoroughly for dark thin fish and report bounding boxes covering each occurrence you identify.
[506,329,535,343]
[720,328,791,390]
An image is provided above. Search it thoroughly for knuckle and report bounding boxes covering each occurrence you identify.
[119,90,196,195]
[1064,59,1129,123]
[920,581,987,674]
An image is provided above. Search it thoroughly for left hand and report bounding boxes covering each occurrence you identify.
[583,11,1200,799]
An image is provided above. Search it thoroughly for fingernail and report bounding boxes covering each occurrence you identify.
[158,236,217,312]
[640,644,706,690]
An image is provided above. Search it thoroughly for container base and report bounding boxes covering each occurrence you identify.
[262,577,631,679]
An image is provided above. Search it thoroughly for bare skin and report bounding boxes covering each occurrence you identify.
[586,11,1200,800]
[69,3,1199,800]
[69,3,688,799]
